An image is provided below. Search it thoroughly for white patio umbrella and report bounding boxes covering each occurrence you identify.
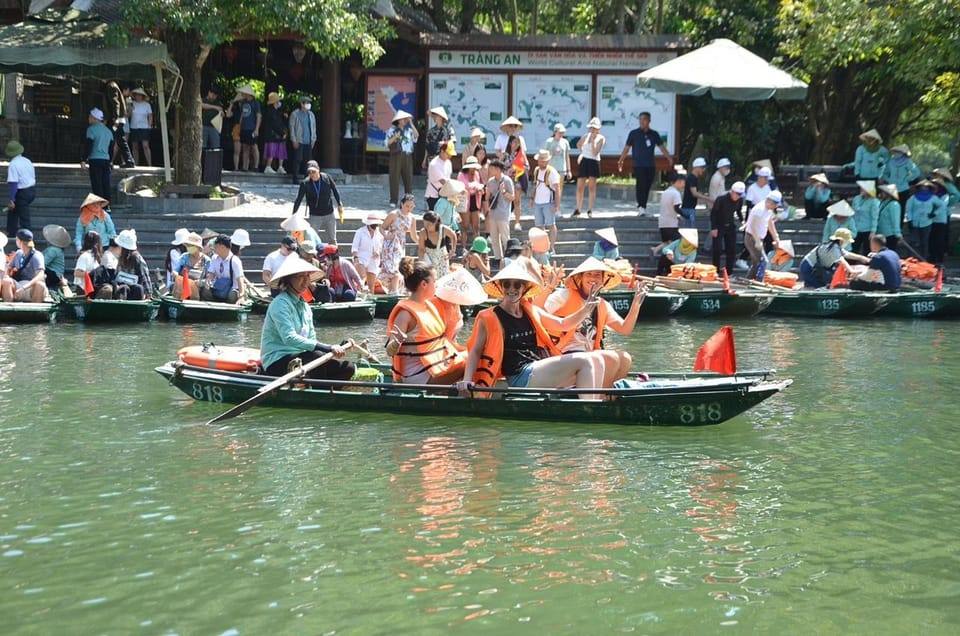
[636,38,808,101]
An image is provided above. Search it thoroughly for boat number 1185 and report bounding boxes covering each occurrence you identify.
[679,403,723,424]
[192,383,223,403]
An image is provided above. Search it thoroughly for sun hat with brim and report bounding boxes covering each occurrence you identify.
[236,85,255,97]
[859,129,883,143]
[470,236,491,254]
[171,227,190,245]
[429,106,449,121]
[504,237,523,255]
[42,224,71,249]
[534,149,551,162]
[182,232,203,248]
[270,254,322,284]
[717,158,731,169]
[80,192,108,208]
[267,92,281,105]
[856,180,877,197]
[778,239,796,257]
[439,179,466,198]
[484,261,544,299]
[553,123,567,134]
[891,144,911,156]
[564,256,622,292]
[435,267,488,306]
[280,211,311,232]
[132,88,149,97]
[230,228,251,248]
[595,227,618,247]
[5,140,24,158]
[878,183,899,200]
[678,228,699,248]
[932,168,954,184]
[462,156,481,170]
[300,240,318,255]
[364,211,385,225]
[829,228,854,245]
[828,200,855,217]
[587,117,601,129]
[809,173,830,186]
[115,229,138,251]
[392,110,413,124]
[528,227,550,253]
[500,116,523,131]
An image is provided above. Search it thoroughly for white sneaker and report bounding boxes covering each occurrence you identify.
[263,166,276,174]
[277,166,287,175]
[637,206,647,217]
[734,259,749,271]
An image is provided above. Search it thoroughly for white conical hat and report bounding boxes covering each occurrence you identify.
[678,228,699,248]
[778,239,795,257]
[564,256,622,292]
[809,173,830,185]
[439,179,466,198]
[859,128,882,143]
[280,211,312,231]
[828,200,855,217]
[500,115,523,131]
[595,227,618,247]
[269,253,321,284]
[81,192,108,208]
[856,180,876,197]
[434,267,487,306]
[878,183,899,200]
[391,110,413,123]
[483,260,543,299]
[429,106,449,121]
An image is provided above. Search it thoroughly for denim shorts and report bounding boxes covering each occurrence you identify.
[506,363,534,388]
[534,202,557,227]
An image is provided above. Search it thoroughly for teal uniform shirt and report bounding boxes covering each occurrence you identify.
[853,144,889,179]
[662,239,697,263]
[805,185,830,205]
[822,215,857,242]
[852,195,879,234]
[85,122,114,161]
[881,156,921,192]
[592,241,619,260]
[905,196,945,229]
[940,181,960,206]
[42,245,65,277]
[876,199,902,238]
[261,290,319,370]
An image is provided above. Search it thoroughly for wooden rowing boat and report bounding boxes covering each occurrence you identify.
[310,300,375,324]
[762,289,892,318]
[62,297,160,323]
[672,290,773,318]
[600,289,687,320]
[155,360,791,426]
[873,291,960,319]
[0,301,58,323]
[159,296,253,322]
[368,293,403,318]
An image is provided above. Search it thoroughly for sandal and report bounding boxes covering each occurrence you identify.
[572,209,580,217]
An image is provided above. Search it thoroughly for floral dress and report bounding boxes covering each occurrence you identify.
[379,211,413,281]
[423,226,451,279]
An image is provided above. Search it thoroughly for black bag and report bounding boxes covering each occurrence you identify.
[387,127,402,155]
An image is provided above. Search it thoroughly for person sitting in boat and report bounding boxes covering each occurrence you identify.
[281,209,322,249]
[822,200,857,243]
[41,224,71,295]
[657,228,699,275]
[229,229,251,258]
[200,235,244,304]
[848,235,901,292]
[803,173,831,220]
[455,261,611,398]
[165,228,190,291]
[435,178,465,255]
[1,229,47,303]
[260,256,355,381]
[799,228,869,288]
[528,227,552,266]
[200,228,218,258]
[74,193,116,251]
[592,227,619,260]
[108,229,153,300]
[262,236,299,296]
[385,257,467,384]
[352,211,384,292]
[418,211,456,278]
[73,230,101,295]
[766,240,795,272]
[317,244,361,303]
[298,240,321,267]
[465,236,492,283]
[541,257,646,386]
[502,237,523,268]
[432,266,488,342]
[171,232,208,300]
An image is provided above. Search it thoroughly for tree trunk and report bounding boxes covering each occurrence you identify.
[635,0,650,34]
[614,0,625,34]
[459,0,477,33]
[530,0,538,35]
[166,29,210,186]
[432,0,447,32]
[510,0,519,34]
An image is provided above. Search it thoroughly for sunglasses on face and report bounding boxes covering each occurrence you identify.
[501,280,526,290]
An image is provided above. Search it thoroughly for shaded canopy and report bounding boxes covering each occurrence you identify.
[636,38,807,101]
[0,8,178,82]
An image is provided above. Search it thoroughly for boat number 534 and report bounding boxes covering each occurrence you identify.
[679,402,723,424]
[191,383,223,403]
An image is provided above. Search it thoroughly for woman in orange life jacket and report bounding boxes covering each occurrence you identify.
[539,256,646,386]
[385,257,467,384]
[455,260,609,398]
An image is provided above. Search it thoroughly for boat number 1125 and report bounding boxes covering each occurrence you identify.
[192,383,223,403]
[679,403,723,424]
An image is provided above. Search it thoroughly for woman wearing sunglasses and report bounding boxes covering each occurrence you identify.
[457,260,609,398]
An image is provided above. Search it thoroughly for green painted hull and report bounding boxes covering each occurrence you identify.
[160,296,252,322]
[673,290,773,318]
[64,298,159,323]
[601,290,687,320]
[764,290,891,318]
[250,295,271,315]
[156,362,791,427]
[370,294,402,318]
[0,301,58,324]
[874,292,960,319]
[310,300,376,324]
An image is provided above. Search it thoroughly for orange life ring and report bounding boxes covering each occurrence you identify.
[177,344,261,372]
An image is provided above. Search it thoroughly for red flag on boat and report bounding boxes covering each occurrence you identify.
[83,271,94,296]
[694,326,737,375]
[300,288,314,303]
[934,268,943,292]
[829,262,848,289]
[180,267,191,300]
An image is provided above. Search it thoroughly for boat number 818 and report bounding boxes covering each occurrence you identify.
[191,383,223,403]
[679,403,723,424]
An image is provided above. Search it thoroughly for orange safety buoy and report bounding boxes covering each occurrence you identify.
[177,344,261,373]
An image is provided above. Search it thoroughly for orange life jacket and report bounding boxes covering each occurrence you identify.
[669,263,718,281]
[901,257,938,281]
[468,301,560,394]
[546,287,610,352]
[763,270,799,288]
[386,299,462,382]
[430,296,465,349]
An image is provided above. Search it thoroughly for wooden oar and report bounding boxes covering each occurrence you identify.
[206,341,355,425]
[353,340,382,364]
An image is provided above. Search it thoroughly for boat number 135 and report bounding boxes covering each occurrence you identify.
[192,383,223,403]
[679,403,723,424]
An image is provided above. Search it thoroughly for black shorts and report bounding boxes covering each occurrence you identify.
[129,128,150,143]
[660,227,681,242]
[579,157,601,178]
[239,130,257,144]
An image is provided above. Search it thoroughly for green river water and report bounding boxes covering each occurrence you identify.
[0,317,958,634]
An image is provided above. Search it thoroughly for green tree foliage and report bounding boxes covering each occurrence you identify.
[116,0,391,184]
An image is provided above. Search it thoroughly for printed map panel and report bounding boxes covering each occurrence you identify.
[365,75,418,153]
[596,74,676,155]
[428,73,509,146]
[511,74,593,153]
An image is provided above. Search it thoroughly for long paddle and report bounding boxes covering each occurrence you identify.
[206,341,355,425]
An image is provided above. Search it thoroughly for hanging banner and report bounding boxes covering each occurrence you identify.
[365,75,418,153]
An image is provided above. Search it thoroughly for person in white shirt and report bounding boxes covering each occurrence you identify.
[528,149,561,249]
[73,230,102,291]
[745,167,773,211]
[5,140,36,238]
[709,158,731,200]
[573,117,605,218]
[262,236,299,295]
[352,211,384,291]
[127,88,153,166]
[425,142,453,211]
[654,172,686,256]
[544,123,572,183]
[493,116,528,161]
[744,191,782,280]
[201,234,244,303]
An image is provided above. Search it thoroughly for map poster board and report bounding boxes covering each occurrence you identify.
[365,75,418,153]
[511,74,592,152]
[428,73,508,147]
[596,75,676,156]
